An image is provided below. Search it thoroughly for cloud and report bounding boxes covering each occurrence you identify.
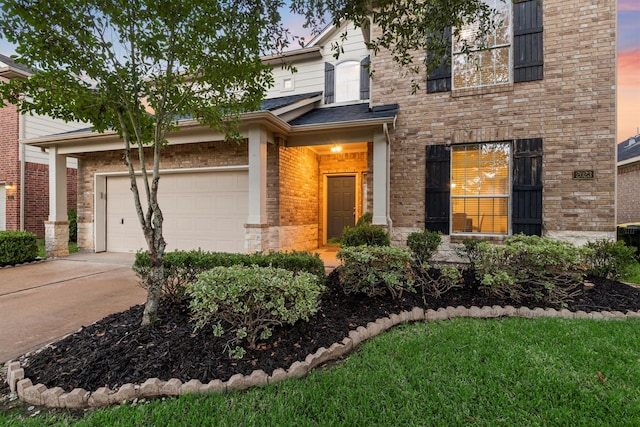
[619,0,640,12]
[619,48,640,87]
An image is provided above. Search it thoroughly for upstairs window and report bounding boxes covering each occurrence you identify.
[427,0,543,93]
[324,56,370,104]
[453,0,511,89]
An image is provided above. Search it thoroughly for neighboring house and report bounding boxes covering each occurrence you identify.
[617,134,640,224]
[0,54,85,237]
[25,0,616,256]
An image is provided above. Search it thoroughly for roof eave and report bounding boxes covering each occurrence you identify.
[289,115,397,134]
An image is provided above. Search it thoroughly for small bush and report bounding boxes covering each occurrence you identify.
[337,245,414,299]
[356,212,373,226]
[68,208,77,243]
[134,249,326,304]
[407,230,441,263]
[341,224,390,247]
[186,265,324,357]
[0,231,38,266]
[473,234,585,308]
[456,238,484,264]
[583,239,638,280]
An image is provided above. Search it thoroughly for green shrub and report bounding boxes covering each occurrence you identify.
[583,239,638,280]
[456,238,484,264]
[473,234,585,307]
[0,231,38,266]
[356,212,373,226]
[68,208,77,243]
[406,230,441,263]
[133,249,326,304]
[341,224,390,247]
[337,245,414,299]
[186,265,325,357]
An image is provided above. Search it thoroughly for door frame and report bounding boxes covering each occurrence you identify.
[323,173,359,245]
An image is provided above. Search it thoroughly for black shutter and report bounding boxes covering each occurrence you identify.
[360,56,370,100]
[514,0,543,82]
[425,144,451,234]
[427,27,452,93]
[512,138,543,235]
[324,62,335,104]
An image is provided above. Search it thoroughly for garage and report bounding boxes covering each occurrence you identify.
[104,170,248,253]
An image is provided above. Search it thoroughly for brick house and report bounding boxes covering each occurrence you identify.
[617,134,640,224]
[0,54,83,237]
[25,0,616,256]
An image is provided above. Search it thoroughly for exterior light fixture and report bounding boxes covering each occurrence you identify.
[330,145,342,153]
[4,183,12,190]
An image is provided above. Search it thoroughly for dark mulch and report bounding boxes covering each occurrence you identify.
[20,272,640,393]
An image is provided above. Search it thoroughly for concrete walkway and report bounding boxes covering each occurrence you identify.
[0,253,145,363]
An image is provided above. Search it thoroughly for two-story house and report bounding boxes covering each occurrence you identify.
[0,54,83,237]
[24,0,616,256]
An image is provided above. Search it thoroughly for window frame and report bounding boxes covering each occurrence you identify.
[449,142,512,236]
[451,0,513,90]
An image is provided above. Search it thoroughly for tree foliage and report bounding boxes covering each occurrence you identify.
[291,0,495,89]
[0,0,289,325]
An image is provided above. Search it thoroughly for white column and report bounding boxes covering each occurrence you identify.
[372,129,389,225]
[247,126,268,224]
[45,146,69,257]
[48,146,67,221]
[245,126,269,253]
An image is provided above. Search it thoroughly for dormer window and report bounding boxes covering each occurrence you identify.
[324,56,370,104]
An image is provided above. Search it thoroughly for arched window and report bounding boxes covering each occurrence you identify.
[334,61,361,103]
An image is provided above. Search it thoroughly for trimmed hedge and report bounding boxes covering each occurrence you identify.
[133,249,326,303]
[0,231,38,266]
[341,224,390,247]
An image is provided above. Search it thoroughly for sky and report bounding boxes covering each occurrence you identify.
[1,2,639,141]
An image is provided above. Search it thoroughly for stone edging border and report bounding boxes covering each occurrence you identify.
[5,305,640,408]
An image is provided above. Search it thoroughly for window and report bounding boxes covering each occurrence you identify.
[335,61,361,102]
[424,139,542,236]
[427,0,542,93]
[452,0,511,89]
[324,56,370,104]
[451,143,510,234]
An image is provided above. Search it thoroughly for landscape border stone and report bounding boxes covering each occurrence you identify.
[5,305,640,409]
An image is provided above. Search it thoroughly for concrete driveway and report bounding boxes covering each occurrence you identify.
[0,253,146,363]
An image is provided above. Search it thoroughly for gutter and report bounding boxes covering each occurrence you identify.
[288,115,397,134]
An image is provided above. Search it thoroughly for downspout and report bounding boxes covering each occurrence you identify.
[19,111,25,231]
[383,122,392,232]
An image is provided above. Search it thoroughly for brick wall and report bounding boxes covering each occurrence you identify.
[278,146,319,226]
[370,0,616,238]
[23,163,78,237]
[0,97,20,231]
[617,161,640,224]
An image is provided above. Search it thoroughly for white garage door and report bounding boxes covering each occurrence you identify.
[106,171,248,253]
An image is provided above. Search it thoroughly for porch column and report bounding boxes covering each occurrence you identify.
[372,129,389,226]
[245,126,269,252]
[44,146,69,257]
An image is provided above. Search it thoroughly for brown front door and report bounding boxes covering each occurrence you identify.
[327,176,356,240]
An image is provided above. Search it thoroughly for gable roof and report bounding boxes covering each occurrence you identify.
[618,134,640,164]
[261,91,322,111]
[0,54,32,78]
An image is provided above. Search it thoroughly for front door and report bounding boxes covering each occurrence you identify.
[327,176,356,240]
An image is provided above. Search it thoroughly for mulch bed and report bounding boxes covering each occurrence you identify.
[19,272,640,393]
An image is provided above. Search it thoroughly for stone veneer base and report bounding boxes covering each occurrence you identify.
[5,306,639,408]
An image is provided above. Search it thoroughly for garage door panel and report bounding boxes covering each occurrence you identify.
[106,171,247,253]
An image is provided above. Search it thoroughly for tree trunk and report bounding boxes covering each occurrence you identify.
[141,245,164,325]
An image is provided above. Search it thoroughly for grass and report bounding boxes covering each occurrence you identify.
[622,260,640,284]
[2,317,640,426]
[36,239,78,258]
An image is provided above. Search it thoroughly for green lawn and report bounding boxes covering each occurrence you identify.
[3,317,640,426]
